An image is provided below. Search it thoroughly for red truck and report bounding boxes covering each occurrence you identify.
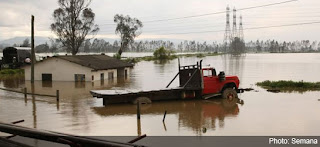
[91,60,243,105]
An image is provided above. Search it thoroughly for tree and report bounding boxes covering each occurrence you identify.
[153,47,174,60]
[91,39,106,53]
[49,38,61,53]
[256,40,262,52]
[51,0,99,55]
[35,43,50,53]
[114,14,143,56]
[21,38,30,47]
[83,39,91,53]
[230,37,245,54]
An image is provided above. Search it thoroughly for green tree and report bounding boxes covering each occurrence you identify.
[51,0,99,55]
[35,43,50,53]
[114,14,143,56]
[230,37,245,54]
[83,39,91,53]
[21,38,30,47]
[49,38,61,53]
[153,47,174,60]
[256,40,262,52]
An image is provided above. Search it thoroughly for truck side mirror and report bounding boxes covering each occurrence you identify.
[218,71,225,81]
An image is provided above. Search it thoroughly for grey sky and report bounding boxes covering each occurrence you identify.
[0,0,319,42]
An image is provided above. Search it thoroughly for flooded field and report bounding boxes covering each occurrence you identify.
[0,53,320,136]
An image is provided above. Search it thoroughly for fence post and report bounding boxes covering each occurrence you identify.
[56,90,59,102]
[163,110,167,122]
[24,88,27,102]
[137,100,140,120]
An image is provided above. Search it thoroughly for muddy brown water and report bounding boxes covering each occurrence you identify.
[0,53,320,136]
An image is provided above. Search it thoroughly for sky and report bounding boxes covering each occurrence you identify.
[0,0,319,43]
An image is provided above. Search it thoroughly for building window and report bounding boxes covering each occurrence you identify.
[74,74,85,82]
[92,75,94,81]
[108,72,114,80]
[42,73,52,81]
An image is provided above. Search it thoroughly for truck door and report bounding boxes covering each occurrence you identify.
[202,69,219,95]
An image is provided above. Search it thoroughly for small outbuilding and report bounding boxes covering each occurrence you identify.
[22,55,134,82]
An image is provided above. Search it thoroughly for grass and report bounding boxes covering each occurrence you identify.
[256,80,320,90]
[0,69,24,75]
[0,69,24,79]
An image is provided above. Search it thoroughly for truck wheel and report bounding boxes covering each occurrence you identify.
[222,88,238,101]
[132,97,152,105]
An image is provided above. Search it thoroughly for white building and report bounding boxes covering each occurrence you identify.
[22,55,133,82]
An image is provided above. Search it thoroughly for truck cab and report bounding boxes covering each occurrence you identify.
[202,68,240,98]
[176,60,241,100]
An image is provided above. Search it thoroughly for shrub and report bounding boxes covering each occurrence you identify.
[113,53,121,59]
[256,80,320,89]
[153,47,175,60]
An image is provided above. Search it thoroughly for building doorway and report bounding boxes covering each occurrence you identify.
[108,72,114,80]
[100,73,104,81]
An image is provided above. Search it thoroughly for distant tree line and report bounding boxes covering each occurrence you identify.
[246,39,320,53]
[1,38,320,54]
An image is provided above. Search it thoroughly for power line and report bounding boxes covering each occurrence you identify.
[97,8,320,25]
[99,15,320,33]
[142,0,298,23]
[237,0,298,11]
[151,21,320,35]
[0,0,300,28]
[98,22,227,33]
[98,18,319,34]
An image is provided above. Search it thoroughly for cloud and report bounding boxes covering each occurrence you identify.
[1,0,320,42]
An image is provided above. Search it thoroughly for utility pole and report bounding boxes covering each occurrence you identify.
[239,15,244,41]
[231,7,238,54]
[31,15,35,83]
[223,5,231,53]
[232,7,237,40]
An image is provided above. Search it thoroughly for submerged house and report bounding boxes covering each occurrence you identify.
[22,55,133,82]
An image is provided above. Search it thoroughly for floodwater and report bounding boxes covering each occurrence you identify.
[0,53,320,136]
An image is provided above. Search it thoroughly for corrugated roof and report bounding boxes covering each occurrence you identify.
[56,55,133,70]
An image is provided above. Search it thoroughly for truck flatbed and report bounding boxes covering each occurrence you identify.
[90,87,202,105]
[91,60,242,105]
[91,87,188,96]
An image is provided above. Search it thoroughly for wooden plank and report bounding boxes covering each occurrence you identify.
[0,122,141,147]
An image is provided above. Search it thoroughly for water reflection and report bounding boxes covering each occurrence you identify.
[0,75,25,88]
[222,54,245,81]
[260,87,317,94]
[19,78,131,100]
[1,54,320,136]
[154,59,171,65]
[92,97,243,135]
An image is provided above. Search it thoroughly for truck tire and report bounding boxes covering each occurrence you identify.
[222,96,238,108]
[222,88,238,101]
[132,97,152,105]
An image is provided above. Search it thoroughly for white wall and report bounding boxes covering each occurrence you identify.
[22,57,126,82]
[23,58,93,81]
[91,69,117,81]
